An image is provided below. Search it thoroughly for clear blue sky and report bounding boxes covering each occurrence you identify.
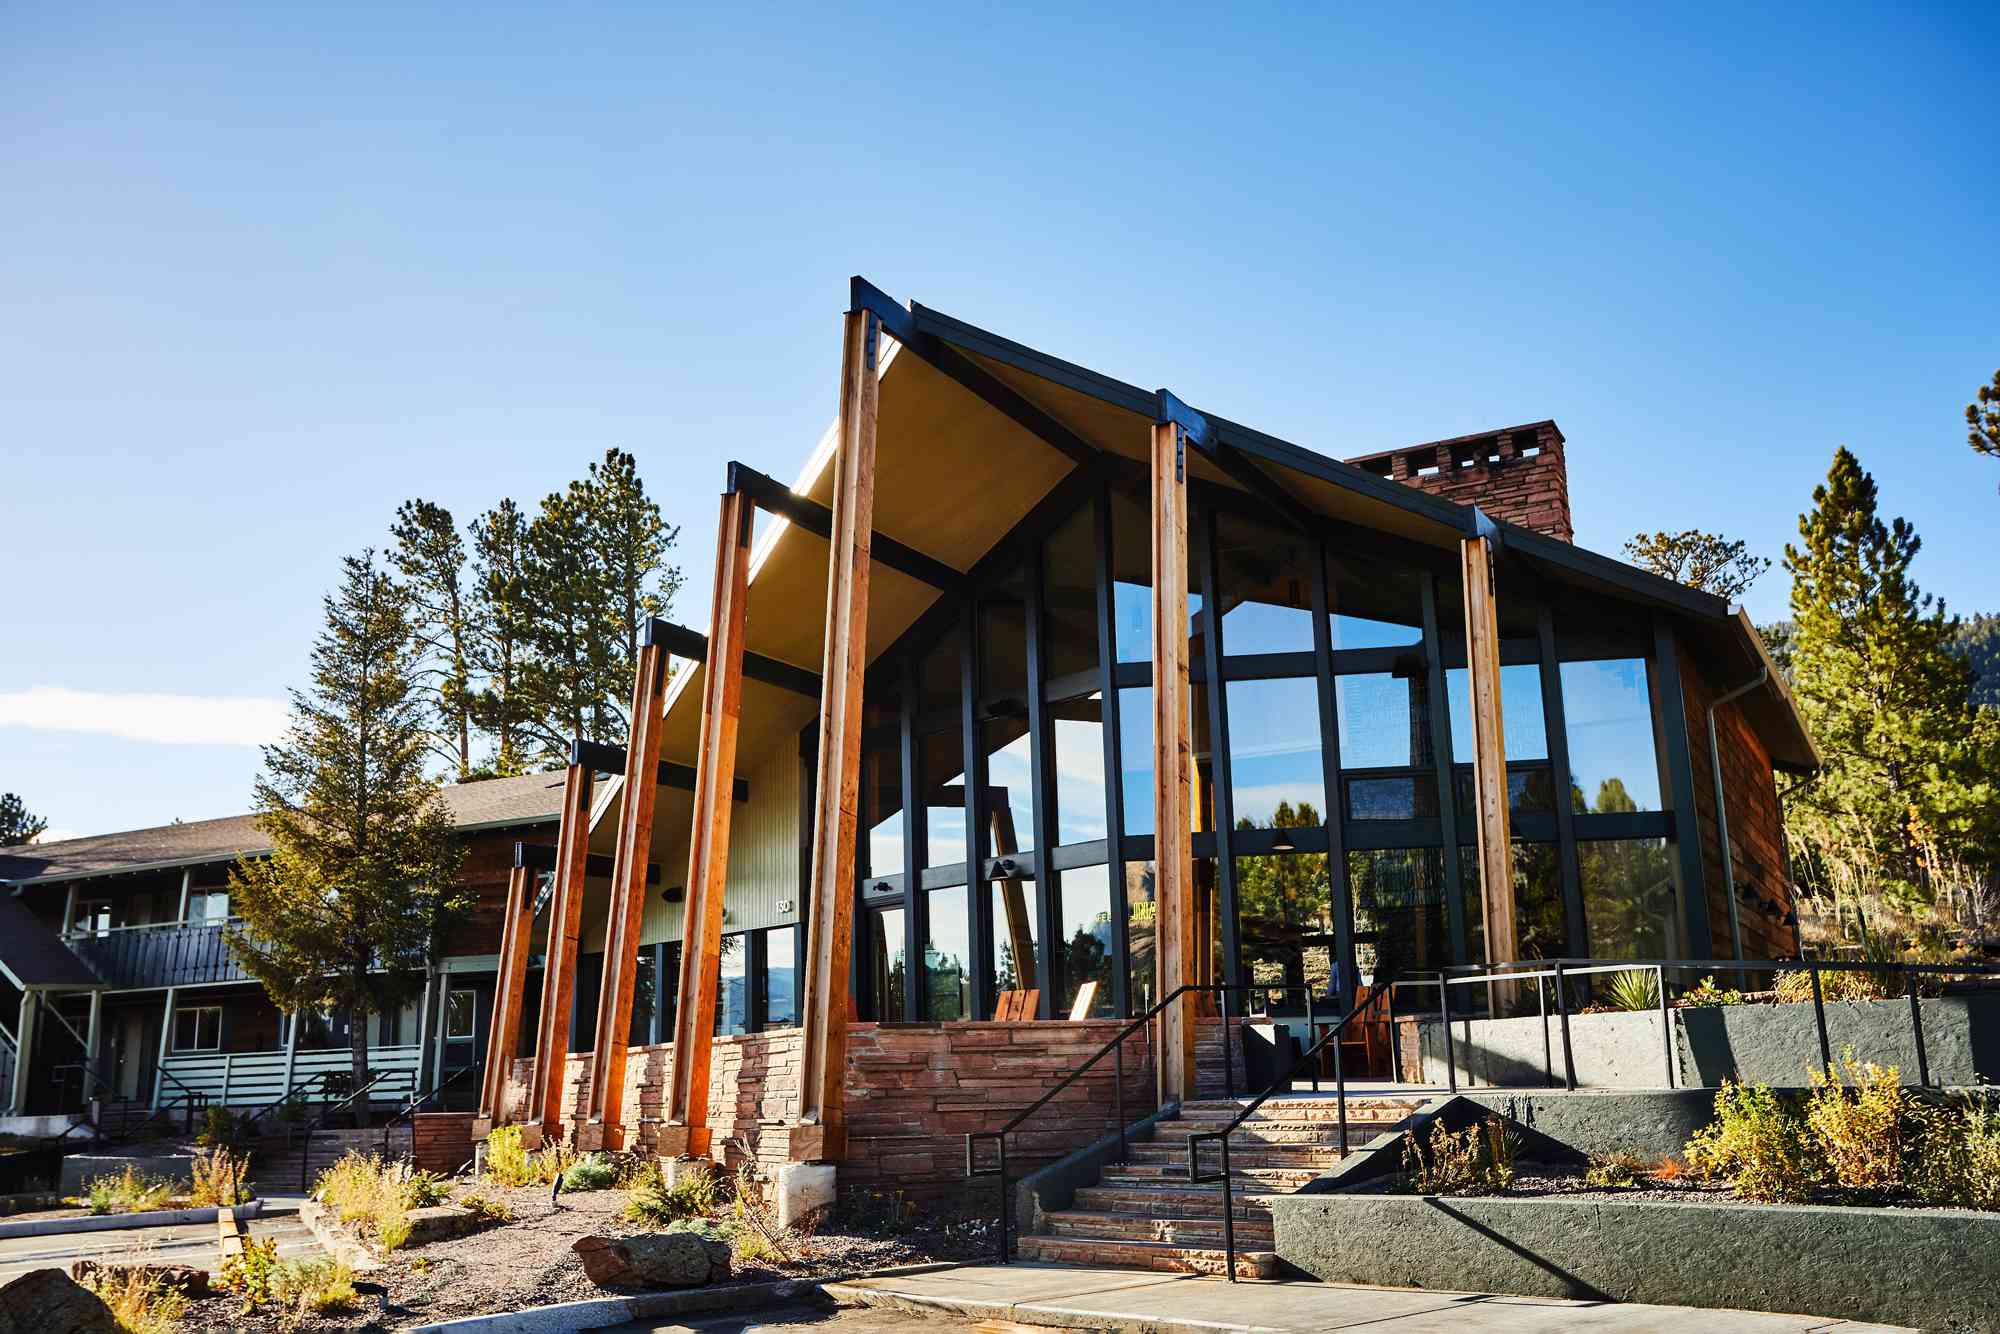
[3,3,1993,839]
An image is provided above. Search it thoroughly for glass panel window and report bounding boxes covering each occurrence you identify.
[659,942,682,1037]
[73,899,113,936]
[983,719,1035,857]
[763,930,796,1028]
[1215,511,1314,655]
[716,934,748,1036]
[173,1006,222,1052]
[1225,677,1324,828]
[864,747,903,876]
[1043,506,1099,681]
[919,635,961,718]
[1109,485,1203,665]
[1451,766,1558,817]
[1235,852,1334,1008]
[443,989,476,1041]
[1051,693,1107,846]
[188,891,230,924]
[1349,848,1450,987]
[1580,838,1680,959]
[868,908,905,1020]
[1561,659,1662,812]
[1056,865,1116,1018]
[1327,554,1423,650]
[1124,861,1155,1013]
[990,880,1038,1008]
[922,729,968,868]
[925,888,972,1020]
[1336,673,1433,770]
[1458,842,1568,966]
[629,949,657,1045]
[1446,664,1550,762]
[981,573,1029,699]
[1118,686,1153,837]
[1345,773,1439,821]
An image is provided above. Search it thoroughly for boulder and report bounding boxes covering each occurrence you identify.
[0,1270,121,1334]
[572,1231,732,1288]
[67,1260,210,1297]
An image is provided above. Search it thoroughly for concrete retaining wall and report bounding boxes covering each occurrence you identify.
[1270,1191,1999,1330]
[58,1153,195,1195]
[1416,992,2000,1090]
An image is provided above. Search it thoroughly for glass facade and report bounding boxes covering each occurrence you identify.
[1225,677,1325,828]
[926,887,972,1020]
[1561,659,1662,812]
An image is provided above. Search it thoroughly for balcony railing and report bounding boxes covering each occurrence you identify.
[63,920,250,989]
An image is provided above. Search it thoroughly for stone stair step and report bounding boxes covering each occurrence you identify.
[1155,1122,1403,1145]
[1098,1164,1321,1189]
[1128,1141,1342,1166]
[1014,1234,1276,1279]
[1175,1099,1424,1123]
[1072,1185,1276,1217]
[1044,1209,1275,1246]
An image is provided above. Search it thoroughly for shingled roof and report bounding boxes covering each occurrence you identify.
[0,772,567,888]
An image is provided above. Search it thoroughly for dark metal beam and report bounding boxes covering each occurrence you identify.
[727,462,966,595]
[513,841,661,885]
[569,738,749,803]
[644,618,821,698]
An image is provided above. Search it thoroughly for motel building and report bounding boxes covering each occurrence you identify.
[1,278,1814,1271]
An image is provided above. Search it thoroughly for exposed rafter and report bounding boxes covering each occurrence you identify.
[727,462,966,595]
[512,840,660,885]
[644,617,819,698]
[570,738,748,804]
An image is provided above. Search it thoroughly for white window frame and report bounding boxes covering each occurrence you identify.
[172,1005,222,1052]
[442,988,477,1042]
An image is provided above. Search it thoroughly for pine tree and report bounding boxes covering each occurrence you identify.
[389,500,476,780]
[1623,529,1770,601]
[226,553,468,1118]
[584,447,683,676]
[0,792,48,846]
[1782,448,1996,916]
[1968,369,2000,478]
[469,499,533,776]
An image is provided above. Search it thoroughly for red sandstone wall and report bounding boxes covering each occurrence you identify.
[413,1111,476,1174]
[501,1018,1245,1199]
[1679,637,1794,961]
[1346,422,1573,543]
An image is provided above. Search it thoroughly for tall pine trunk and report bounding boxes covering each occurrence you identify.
[349,996,372,1128]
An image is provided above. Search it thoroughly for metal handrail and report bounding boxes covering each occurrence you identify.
[295,1069,406,1192]
[242,1069,347,1135]
[378,1061,483,1158]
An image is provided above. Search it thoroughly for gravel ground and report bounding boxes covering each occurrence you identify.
[1354,1162,1977,1210]
[163,1178,996,1331]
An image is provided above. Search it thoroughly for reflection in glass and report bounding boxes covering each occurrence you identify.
[1336,673,1433,770]
[1044,507,1099,680]
[1235,850,1333,1006]
[1580,838,1679,958]
[922,729,968,868]
[1124,861,1155,1013]
[1109,485,1203,664]
[629,948,656,1045]
[1216,511,1314,655]
[1446,664,1549,761]
[865,747,903,876]
[717,934,748,1036]
[983,719,1035,857]
[1349,848,1449,986]
[1052,694,1107,845]
[925,887,971,1020]
[763,930,796,1028]
[1119,686,1153,837]
[1457,842,1567,965]
[1225,677,1324,828]
[1057,865,1116,1017]
[1327,554,1423,650]
[868,907,905,1020]
[1561,660,1661,812]
[991,879,1039,1007]
[1345,774,1439,820]
[1450,766,1557,817]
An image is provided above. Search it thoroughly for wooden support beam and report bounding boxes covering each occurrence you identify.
[729,462,965,595]
[1151,419,1198,1103]
[1461,527,1518,972]
[571,738,749,804]
[513,841,659,886]
[530,763,594,1142]
[580,642,671,1151]
[477,864,535,1128]
[645,617,821,699]
[660,490,754,1159]
[794,307,879,1163]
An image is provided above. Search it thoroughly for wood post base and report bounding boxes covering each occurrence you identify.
[654,1125,713,1160]
[788,1124,845,1163]
[575,1122,628,1153]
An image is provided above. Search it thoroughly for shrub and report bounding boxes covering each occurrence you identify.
[188,1147,252,1207]
[79,1266,191,1334]
[561,1152,619,1192]
[1774,968,1895,1004]
[458,1190,514,1222]
[621,1162,724,1224]
[194,1105,246,1150]
[1650,1154,1693,1182]
[315,1151,441,1250]
[84,1166,175,1216]
[218,1235,281,1309]
[664,1216,735,1243]
[1685,1080,1817,1202]
[402,1167,451,1208]
[534,1140,580,1186]
[1680,975,1745,1008]
[1805,1052,1907,1190]
[1911,1100,2000,1211]
[1583,1151,1650,1188]
[482,1125,536,1187]
[1603,970,1659,1012]
[271,1257,359,1315]
[1399,1117,1518,1195]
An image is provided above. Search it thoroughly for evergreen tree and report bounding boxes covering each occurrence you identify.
[226,553,468,1118]
[468,499,533,776]
[1968,368,2000,483]
[584,448,683,676]
[1623,529,1770,601]
[389,500,476,780]
[0,792,48,846]
[1782,448,1998,915]
[1955,614,2000,709]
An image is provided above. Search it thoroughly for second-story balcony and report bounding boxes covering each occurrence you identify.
[64,920,252,990]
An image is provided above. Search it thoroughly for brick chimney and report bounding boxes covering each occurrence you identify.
[1344,421,1573,543]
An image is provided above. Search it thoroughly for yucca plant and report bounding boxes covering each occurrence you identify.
[1605,969,1660,1012]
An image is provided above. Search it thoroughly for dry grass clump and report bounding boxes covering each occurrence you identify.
[457,1189,514,1222]
[1398,1117,1519,1195]
[1807,1054,1906,1189]
[188,1146,252,1207]
[315,1151,446,1251]
[82,1166,176,1216]
[78,1266,191,1334]
[272,1257,361,1317]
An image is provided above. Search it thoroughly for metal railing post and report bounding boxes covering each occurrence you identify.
[1907,974,1931,1089]
[1657,965,1675,1089]
[1808,961,1832,1076]
[1551,962,1577,1091]
[1114,1036,1128,1163]
[1438,974,1457,1095]
[1334,1033,1349,1156]
[1221,986,1234,1101]
[1537,976,1553,1089]
[1306,989,1319,1093]
[1219,1135,1236,1283]
[997,1137,1011,1264]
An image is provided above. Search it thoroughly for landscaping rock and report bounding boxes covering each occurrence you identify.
[0,1269,121,1334]
[67,1259,210,1297]
[572,1231,732,1288]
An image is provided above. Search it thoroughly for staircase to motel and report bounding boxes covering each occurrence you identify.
[1015,1095,1423,1279]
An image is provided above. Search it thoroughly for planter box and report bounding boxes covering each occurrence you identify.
[1270,1190,2000,1331]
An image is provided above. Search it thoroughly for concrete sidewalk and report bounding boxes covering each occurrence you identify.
[823,1264,1913,1333]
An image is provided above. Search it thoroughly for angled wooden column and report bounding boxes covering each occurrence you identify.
[1461,523,1518,971]
[1151,419,1198,1103]
[530,761,594,1143]
[794,306,880,1164]
[581,639,671,1151]
[660,489,754,1159]
[476,864,535,1131]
